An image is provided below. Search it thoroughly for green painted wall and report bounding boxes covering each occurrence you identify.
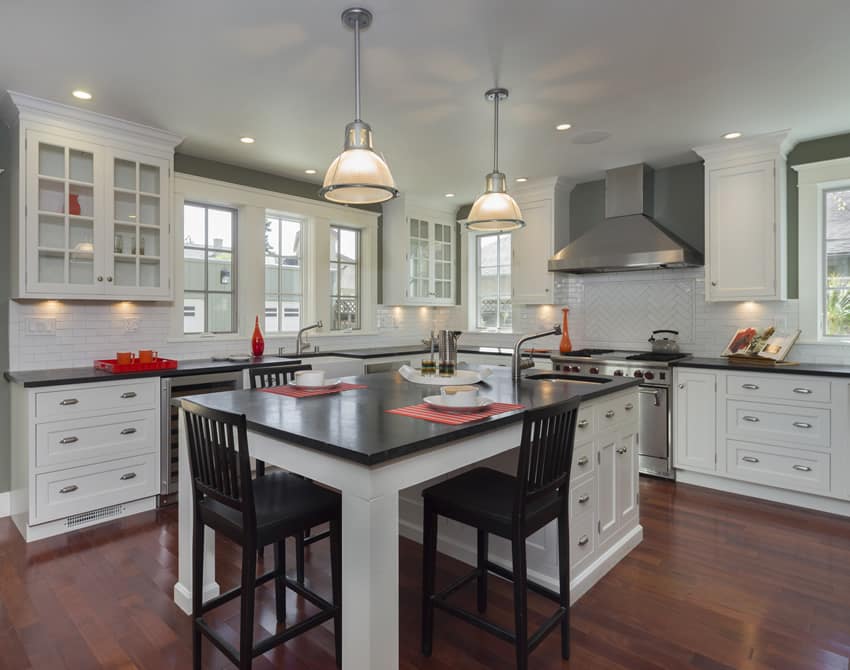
[786,132,850,299]
[0,125,11,492]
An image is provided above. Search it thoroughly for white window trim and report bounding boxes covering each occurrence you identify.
[465,229,514,334]
[795,156,850,345]
[264,212,306,335]
[170,173,379,341]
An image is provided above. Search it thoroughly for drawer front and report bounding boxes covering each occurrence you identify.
[36,410,158,469]
[569,507,596,572]
[726,374,830,404]
[34,453,158,524]
[571,441,594,482]
[569,477,595,520]
[726,440,830,495]
[726,401,830,449]
[594,392,637,430]
[35,380,157,420]
[576,406,594,435]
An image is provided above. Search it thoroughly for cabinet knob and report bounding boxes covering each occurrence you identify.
[577,456,589,466]
[616,447,628,455]
[107,276,113,282]
[624,403,634,411]
[97,276,104,282]
[711,281,717,286]
[578,535,589,547]
[578,419,589,428]
[605,409,616,418]
[578,494,590,504]
[678,383,685,389]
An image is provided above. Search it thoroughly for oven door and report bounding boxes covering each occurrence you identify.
[638,385,673,478]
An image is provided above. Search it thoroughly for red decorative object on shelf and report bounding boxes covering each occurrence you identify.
[559,307,573,354]
[69,193,81,216]
[95,357,178,373]
[251,315,265,356]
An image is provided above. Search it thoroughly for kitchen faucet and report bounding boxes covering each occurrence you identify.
[295,321,323,355]
[512,325,562,380]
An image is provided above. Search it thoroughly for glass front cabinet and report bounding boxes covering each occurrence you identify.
[4,92,181,300]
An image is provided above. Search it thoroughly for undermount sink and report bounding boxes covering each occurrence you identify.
[524,373,611,385]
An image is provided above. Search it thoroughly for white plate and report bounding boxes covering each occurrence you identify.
[288,378,341,390]
[399,366,490,386]
[423,395,495,412]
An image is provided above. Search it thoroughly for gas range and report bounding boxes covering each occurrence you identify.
[550,349,692,387]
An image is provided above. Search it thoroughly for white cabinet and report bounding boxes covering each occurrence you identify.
[694,130,790,302]
[596,433,617,543]
[672,369,717,471]
[615,429,638,523]
[382,196,456,305]
[2,91,181,300]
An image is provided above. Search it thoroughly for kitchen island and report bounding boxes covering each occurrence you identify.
[173,369,642,670]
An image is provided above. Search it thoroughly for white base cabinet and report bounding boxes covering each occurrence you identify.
[398,387,641,603]
[672,367,850,513]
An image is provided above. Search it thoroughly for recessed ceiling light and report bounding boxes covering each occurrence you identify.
[304,168,317,175]
[444,193,455,198]
[72,90,92,100]
[515,177,528,183]
[555,123,572,131]
[239,136,255,144]
[722,131,743,140]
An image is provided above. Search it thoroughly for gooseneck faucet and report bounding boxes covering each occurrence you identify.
[512,325,562,380]
[295,320,323,355]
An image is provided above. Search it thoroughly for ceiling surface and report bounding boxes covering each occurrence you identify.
[2,0,849,208]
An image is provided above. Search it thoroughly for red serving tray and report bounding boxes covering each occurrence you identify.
[94,358,179,373]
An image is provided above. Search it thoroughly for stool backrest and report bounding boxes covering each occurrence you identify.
[514,398,581,519]
[181,400,256,529]
[250,363,312,389]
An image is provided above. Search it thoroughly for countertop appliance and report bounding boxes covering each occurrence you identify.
[159,370,244,505]
[550,348,691,479]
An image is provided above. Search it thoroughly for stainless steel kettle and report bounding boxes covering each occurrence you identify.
[648,329,680,354]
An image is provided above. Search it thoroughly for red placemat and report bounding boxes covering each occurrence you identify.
[260,382,367,399]
[386,402,524,425]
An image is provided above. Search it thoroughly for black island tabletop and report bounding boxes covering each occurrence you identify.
[176,369,639,466]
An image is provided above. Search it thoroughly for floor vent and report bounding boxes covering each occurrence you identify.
[65,504,126,529]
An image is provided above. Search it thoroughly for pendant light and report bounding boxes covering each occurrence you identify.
[464,88,525,232]
[320,7,398,205]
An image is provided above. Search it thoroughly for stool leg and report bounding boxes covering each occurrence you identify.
[274,540,286,624]
[330,519,342,668]
[255,462,266,561]
[240,543,257,670]
[191,514,204,670]
[512,535,529,670]
[477,530,488,614]
[421,501,438,657]
[558,512,571,660]
[295,533,306,584]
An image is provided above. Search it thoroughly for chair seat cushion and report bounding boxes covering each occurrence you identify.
[422,467,561,538]
[199,471,340,545]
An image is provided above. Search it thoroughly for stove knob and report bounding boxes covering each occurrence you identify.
[571,366,581,373]
[589,367,600,375]
[644,371,655,380]
[613,370,624,377]
[633,370,644,378]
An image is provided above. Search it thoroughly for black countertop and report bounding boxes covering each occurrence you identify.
[176,369,639,467]
[673,357,850,377]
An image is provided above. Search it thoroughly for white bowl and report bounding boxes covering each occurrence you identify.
[440,385,479,406]
[294,370,326,387]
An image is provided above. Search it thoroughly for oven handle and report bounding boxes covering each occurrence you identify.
[638,388,661,406]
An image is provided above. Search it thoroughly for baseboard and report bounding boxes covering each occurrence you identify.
[0,491,9,518]
[676,470,850,517]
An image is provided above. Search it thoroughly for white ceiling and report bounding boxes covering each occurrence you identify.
[2,0,849,209]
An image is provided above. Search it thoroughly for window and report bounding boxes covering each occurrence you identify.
[824,187,850,336]
[183,203,237,334]
[265,214,303,332]
[329,225,361,330]
[475,233,512,330]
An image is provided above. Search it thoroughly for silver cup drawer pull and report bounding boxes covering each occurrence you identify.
[578,419,589,428]
[793,388,812,395]
[121,391,137,399]
[742,456,760,463]
[741,384,759,390]
[577,535,589,547]
[742,416,760,423]
[793,464,812,472]
[120,427,137,435]
[616,447,628,455]
[792,421,812,429]
[59,485,78,494]
[60,398,79,406]
[624,403,634,411]
[120,472,137,481]
[605,410,616,418]
[59,436,79,445]
[578,494,590,504]
[577,456,589,466]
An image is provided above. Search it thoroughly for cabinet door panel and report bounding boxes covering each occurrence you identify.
[616,430,638,521]
[511,199,554,304]
[597,435,617,543]
[673,371,717,471]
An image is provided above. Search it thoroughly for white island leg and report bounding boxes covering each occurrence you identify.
[341,490,400,670]
[173,407,220,614]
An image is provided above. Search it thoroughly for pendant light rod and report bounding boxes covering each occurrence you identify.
[342,7,372,121]
[485,88,508,174]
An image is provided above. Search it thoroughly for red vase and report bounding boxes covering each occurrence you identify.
[559,308,573,354]
[251,316,265,357]
[69,193,81,216]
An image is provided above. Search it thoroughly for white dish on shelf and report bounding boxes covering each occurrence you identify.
[423,395,495,412]
[289,378,341,390]
[398,365,491,386]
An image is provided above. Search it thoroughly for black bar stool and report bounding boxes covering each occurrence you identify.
[182,400,342,669]
[421,399,580,670]
[249,363,330,578]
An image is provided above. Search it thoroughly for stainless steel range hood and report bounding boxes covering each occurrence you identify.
[548,164,703,273]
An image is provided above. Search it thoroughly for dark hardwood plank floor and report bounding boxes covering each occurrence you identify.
[2,478,850,669]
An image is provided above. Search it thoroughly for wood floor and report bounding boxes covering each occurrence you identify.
[2,477,850,669]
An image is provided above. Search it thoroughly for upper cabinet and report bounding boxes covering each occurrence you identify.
[509,178,574,305]
[382,196,457,306]
[694,130,791,302]
[2,92,182,300]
